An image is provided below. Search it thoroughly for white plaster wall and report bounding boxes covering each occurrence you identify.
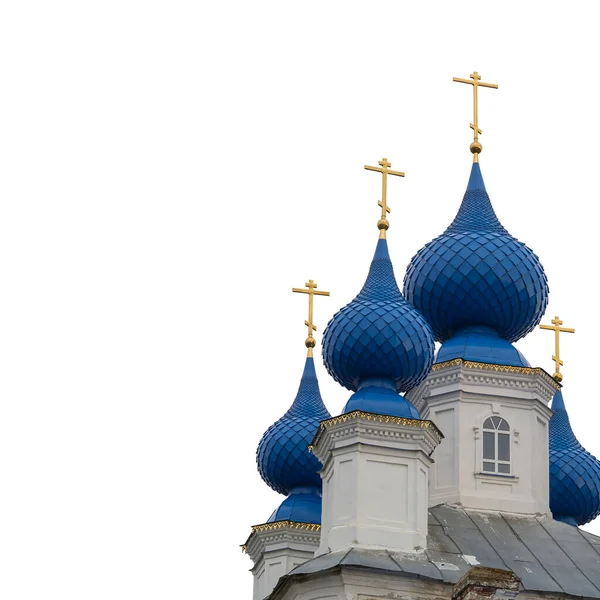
[425,375,552,515]
[317,428,434,556]
[533,415,550,509]
[253,547,317,600]
[433,405,458,491]
[272,567,579,600]
[273,568,451,600]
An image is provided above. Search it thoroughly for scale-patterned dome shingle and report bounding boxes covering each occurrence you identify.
[403,163,549,343]
[256,357,330,496]
[549,390,600,526]
[322,238,434,393]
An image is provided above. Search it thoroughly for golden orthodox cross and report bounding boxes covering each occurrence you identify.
[539,316,575,382]
[364,158,405,239]
[453,71,498,162]
[292,280,330,357]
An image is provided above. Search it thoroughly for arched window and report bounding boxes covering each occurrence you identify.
[482,417,511,474]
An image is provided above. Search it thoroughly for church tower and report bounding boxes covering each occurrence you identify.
[404,72,554,514]
[540,317,600,527]
[243,281,331,600]
[243,72,600,600]
[315,157,442,556]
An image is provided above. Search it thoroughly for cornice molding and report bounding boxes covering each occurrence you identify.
[408,360,560,412]
[242,521,321,563]
[310,410,443,464]
[433,359,559,388]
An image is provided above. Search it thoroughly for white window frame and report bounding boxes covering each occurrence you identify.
[481,416,511,475]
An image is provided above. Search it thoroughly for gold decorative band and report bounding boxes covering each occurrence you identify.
[319,410,430,429]
[431,358,463,371]
[250,520,321,534]
[309,409,443,450]
[241,520,321,552]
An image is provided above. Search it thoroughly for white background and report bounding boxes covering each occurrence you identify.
[1,1,599,598]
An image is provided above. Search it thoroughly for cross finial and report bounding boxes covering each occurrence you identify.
[453,71,498,162]
[540,316,575,382]
[364,158,405,239]
[292,280,330,357]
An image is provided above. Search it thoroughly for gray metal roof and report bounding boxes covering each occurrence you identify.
[286,505,600,598]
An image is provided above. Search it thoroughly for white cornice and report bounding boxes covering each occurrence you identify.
[310,411,443,465]
[243,521,321,564]
[407,360,559,413]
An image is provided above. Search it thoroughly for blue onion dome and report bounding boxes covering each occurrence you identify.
[256,356,330,497]
[267,487,322,524]
[342,377,421,418]
[403,163,549,343]
[322,238,435,417]
[435,325,530,367]
[549,390,600,526]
